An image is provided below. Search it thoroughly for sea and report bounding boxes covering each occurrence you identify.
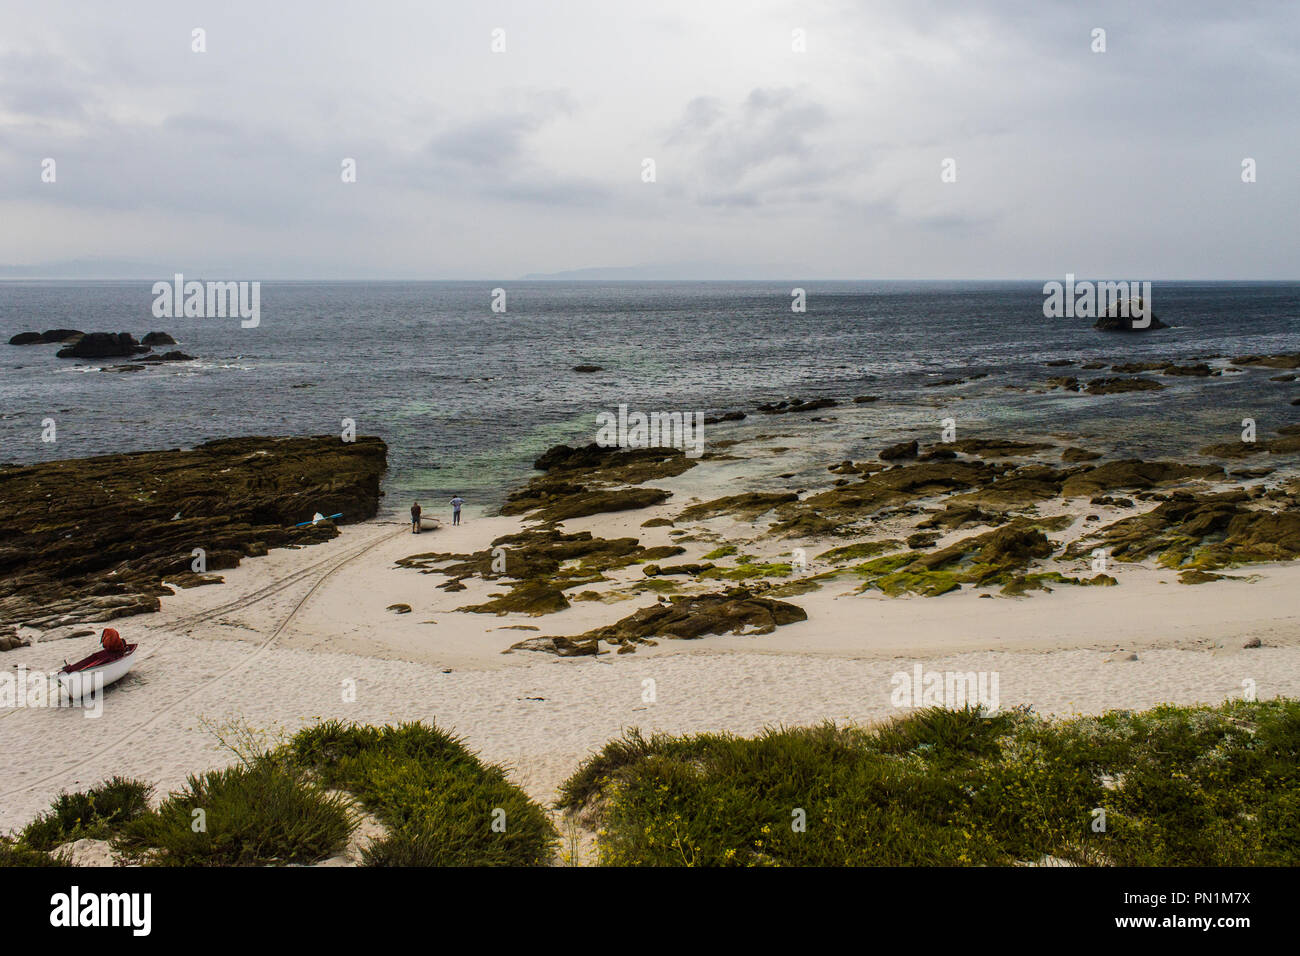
[2,280,1298,516]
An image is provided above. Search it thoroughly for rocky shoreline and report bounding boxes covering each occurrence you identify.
[0,436,386,638]
[383,352,1300,656]
[6,349,1300,657]
[394,429,1300,656]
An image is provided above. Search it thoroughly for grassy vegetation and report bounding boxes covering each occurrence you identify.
[558,699,1300,866]
[0,840,71,866]
[114,755,354,866]
[284,721,557,866]
[20,776,152,851]
[10,701,1291,868]
[4,720,556,868]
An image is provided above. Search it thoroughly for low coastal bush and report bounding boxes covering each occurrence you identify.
[0,840,71,866]
[20,776,152,851]
[115,756,354,866]
[559,699,1300,866]
[285,721,557,866]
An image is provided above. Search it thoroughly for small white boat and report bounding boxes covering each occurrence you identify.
[58,643,139,699]
[419,516,441,531]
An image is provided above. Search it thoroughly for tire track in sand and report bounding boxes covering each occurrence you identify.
[1,524,405,798]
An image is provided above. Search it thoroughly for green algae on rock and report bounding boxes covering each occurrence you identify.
[399,528,686,614]
[850,523,1059,597]
[677,492,799,522]
[500,443,689,522]
[1065,489,1300,573]
[509,588,808,655]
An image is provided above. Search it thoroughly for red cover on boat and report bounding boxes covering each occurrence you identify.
[61,643,137,674]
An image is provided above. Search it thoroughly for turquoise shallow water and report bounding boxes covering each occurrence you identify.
[1,280,1298,513]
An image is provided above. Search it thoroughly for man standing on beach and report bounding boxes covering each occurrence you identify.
[410,501,421,534]
[450,495,464,526]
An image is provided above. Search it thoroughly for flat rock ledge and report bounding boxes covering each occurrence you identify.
[0,435,387,632]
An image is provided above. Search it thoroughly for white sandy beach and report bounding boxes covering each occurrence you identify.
[4,498,1299,834]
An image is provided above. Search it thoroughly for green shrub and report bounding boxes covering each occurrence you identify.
[115,756,353,866]
[285,721,557,867]
[561,699,1300,866]
[0,840,71,867]
[21,776,152,851]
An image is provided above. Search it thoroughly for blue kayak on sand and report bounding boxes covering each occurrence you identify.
[293,512,342,527]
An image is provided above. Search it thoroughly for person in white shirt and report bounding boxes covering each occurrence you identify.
[450,495,464,526]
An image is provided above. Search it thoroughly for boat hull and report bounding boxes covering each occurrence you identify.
[59,644,138,699]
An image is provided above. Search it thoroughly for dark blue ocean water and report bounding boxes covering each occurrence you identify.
[2,281,1298,513]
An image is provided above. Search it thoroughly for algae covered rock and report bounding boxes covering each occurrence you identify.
[677,492,799,522]
[547,588,808,652]
[1066,489,1300,572]
[1058,460,1222,499]
[501,443,692,521]
[880,440,919,461]
[460,582,571,616]
[769,459,1001,536]
[854,522,1057,597]
[1062,447,1102,463]
[0,435,387,629]
[1084,377,1164,395]
[401,528,686,615]
[1232,353,1300,370]
[948,439,1053,458]
[534,487,672,522]
[399,528,677,583]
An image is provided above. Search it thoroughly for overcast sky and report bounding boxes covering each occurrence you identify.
[0,0,1296,279]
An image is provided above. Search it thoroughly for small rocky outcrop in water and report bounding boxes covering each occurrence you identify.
[141,332,178,345]
[756,397,837,415]
[0,435,387,631]
[134,350,195,363]
[56,332,151,358]
[703,410,746,424]
[1093,299,1168,332]
[879,439,919,461]
[7,329,84,345]
[1232,352,1300,370]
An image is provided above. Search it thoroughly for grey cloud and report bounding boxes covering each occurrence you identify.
[666,88,836,206]
[0,0,1295,278]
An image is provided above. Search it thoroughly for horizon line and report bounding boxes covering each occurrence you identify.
[3,276,1300,283]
